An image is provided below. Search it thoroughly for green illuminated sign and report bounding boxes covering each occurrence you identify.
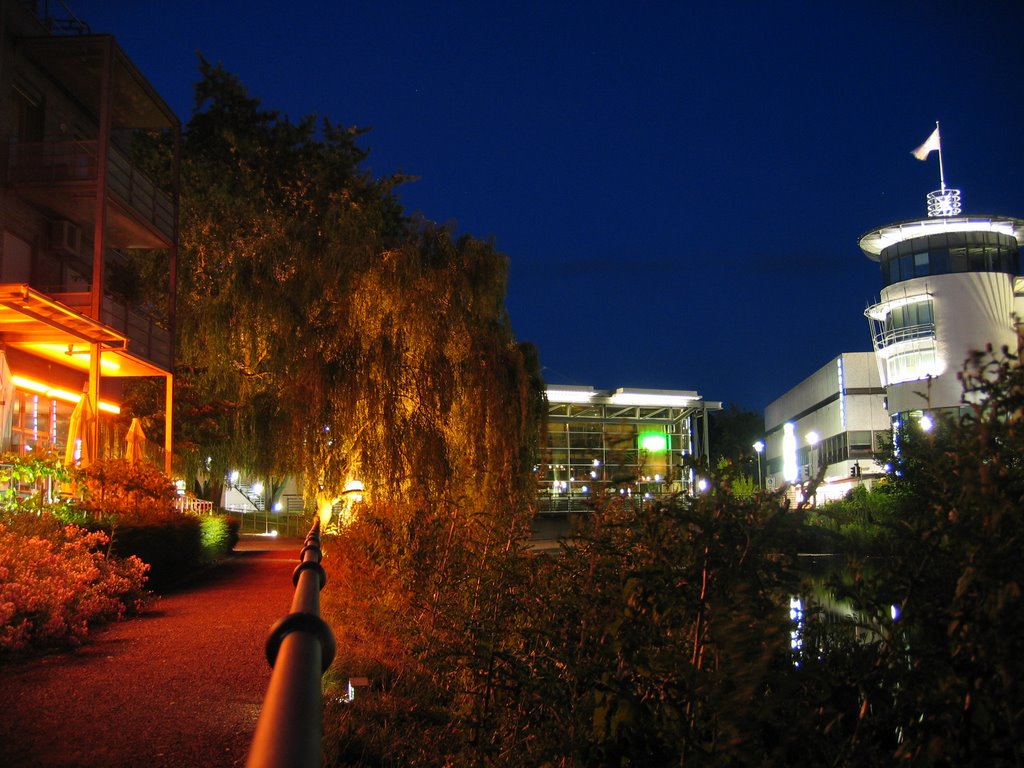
[639,432,668,453]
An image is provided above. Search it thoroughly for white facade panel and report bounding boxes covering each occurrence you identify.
[881,271,1017,414]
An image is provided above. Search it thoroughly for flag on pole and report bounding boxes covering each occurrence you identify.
[912,126,941,160]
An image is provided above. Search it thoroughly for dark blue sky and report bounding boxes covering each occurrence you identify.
[69,1,1024,411]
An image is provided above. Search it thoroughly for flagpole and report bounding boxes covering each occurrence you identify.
[935,121,946,193]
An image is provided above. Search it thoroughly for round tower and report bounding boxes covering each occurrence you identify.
[860,213,1024,416]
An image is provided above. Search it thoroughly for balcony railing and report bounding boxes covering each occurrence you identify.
[871,322,936,354]
[6,139,174,241]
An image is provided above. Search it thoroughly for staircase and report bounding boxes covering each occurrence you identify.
[230,481,265,511]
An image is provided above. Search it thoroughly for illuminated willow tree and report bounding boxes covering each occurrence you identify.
[138,60,543,521]
[300,227,543,518]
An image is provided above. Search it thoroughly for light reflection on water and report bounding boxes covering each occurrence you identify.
[789,554,902,663]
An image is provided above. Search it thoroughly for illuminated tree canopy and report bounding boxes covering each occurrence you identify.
[133,59,543,518]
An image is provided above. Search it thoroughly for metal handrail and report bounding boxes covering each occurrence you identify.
[871,322,936,352]
[246,518,336,768]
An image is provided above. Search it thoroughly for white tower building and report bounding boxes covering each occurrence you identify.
[859,138,1024,418]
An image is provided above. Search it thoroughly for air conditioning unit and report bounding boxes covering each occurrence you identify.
[49,220,82,257]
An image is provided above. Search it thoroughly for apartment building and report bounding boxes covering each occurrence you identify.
[0,1,178,472]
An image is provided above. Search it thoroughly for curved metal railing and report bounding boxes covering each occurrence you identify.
[871,321,936,353]
[246,518,336,768]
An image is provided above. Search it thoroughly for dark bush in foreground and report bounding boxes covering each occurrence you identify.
[321,351,1024,767]
[106,514,238,591]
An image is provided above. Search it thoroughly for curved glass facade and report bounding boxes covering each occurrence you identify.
[879,231,1019,287]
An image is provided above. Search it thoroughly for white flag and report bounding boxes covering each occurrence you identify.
[912,127,941,160]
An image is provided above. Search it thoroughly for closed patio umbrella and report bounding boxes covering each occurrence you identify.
[126,417,146,464]
[64,392,95,468]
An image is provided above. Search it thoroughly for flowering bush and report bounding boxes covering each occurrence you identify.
[78,459,178,522]
[0,523,149,653]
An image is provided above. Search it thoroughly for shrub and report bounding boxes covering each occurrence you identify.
[199,514,239,559]
[104,514,239,590]
[77,459,178,521]
[0,452,85,523]
[0,523,149,653]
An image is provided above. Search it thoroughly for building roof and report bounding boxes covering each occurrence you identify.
[858,215,1024,260]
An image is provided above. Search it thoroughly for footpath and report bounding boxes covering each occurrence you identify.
[0,535,305,768]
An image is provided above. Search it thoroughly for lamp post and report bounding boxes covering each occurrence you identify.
[753,440,764,488]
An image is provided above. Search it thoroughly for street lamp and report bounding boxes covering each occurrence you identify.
[753,440,764,488]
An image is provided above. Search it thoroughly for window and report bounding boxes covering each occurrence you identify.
[879,232,1019,286]
[887,300,933,333]
[11,83,44,142]
[885,347,939,385]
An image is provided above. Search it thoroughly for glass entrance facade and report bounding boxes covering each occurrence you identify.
[538,387,720,514]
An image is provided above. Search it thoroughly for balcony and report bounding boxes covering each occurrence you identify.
[5,139,174,248]
[871,322,936,355]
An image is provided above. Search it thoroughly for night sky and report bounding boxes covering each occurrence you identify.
[67,1,1024,412]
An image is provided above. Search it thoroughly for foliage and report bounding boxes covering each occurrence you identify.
[130,58,409,490]
[321,349,1024,766]
[198,514,239,558]
[714,456,759,499]
[806,482,901,553]
[128,62,544,520]
[823,348,1024,765]
[493,484,808,767]
[76,459,178,522]
[0,452,76,519]
[0,523,149,653]
[105,516,202,591]
[322,489,536,766]
[322,475,810,767]
[708,403,764,465]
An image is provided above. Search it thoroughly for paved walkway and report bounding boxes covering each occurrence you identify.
[0,535,306,768]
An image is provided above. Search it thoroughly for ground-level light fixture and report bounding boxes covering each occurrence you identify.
[342,479,365,502]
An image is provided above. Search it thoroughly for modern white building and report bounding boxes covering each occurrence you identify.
[763,162,1023,504]
[763,352,888,503]
[860,210,1024,417]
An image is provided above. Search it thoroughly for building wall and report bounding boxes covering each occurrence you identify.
[878,270,1018,413]
[763,352,888,502]
[0,3,179,470]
